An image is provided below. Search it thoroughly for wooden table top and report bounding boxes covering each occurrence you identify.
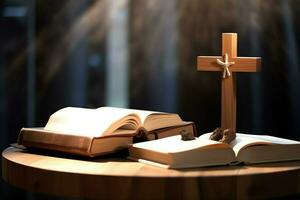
[2,147,300,199]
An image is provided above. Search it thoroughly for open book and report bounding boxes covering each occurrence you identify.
[18,107,196,156]
[128,132,300,168]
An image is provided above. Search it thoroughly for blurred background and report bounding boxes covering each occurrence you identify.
[1,0,300,199]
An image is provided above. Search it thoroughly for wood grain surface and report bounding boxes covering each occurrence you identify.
[2,147,300,199]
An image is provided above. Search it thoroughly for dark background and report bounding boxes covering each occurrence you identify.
[1,0,300,199]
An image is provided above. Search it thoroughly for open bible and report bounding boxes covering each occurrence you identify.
[18,107,195,157]
[128,132,300,168]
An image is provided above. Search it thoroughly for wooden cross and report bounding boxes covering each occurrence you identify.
[197,33,261,133]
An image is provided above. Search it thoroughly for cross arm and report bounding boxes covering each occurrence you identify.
[233,57,261,72]
[197,56,222,71]
[197,56,261,72]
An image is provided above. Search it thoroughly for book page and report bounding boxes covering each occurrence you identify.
[231,134,300,155]
[236,134,300,144]
[142,113,183,131]
[96,107,156,124]
[200,132,300,156]
[98,107,183,131]
[132,135,228,153]
[44,107,141,137]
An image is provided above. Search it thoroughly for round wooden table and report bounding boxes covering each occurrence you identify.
[2,147,300,199]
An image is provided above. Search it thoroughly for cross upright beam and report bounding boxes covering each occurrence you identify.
[197,33,261,133]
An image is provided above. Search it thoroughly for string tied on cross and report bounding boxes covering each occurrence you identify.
[216,53,235,79]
